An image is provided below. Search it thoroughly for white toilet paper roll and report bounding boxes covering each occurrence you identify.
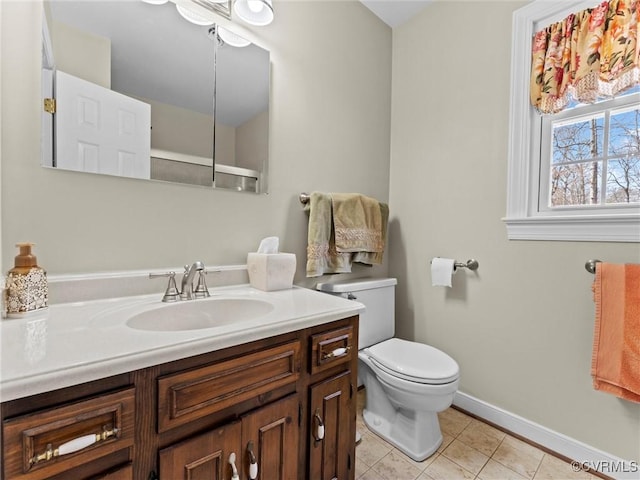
[431,258,455,287]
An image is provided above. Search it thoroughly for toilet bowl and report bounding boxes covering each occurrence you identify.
[316,278,459,461]
[358,338,459,460]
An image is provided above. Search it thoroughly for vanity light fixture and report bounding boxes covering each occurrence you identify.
[233,0,274,26]
[214,25,251,47]
[176,3,215,26]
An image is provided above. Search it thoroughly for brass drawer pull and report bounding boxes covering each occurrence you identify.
[30,426,119,465]
[322,345,351,360]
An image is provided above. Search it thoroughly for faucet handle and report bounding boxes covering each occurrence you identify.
[194,270,210,299]
[149,272,181,303]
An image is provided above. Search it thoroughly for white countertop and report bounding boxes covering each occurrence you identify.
[0,285,364,402]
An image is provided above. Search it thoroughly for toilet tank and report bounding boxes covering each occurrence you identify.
[316,278,397,349]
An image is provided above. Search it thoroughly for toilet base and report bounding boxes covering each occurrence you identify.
[362,407,442,462]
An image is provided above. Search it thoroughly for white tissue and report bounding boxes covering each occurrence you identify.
[257,236,279,254]
[431,257,455,287]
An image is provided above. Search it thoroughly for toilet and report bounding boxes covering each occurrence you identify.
[316,277,459,461]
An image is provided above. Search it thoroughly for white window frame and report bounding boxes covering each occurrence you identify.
[504,0,640,242]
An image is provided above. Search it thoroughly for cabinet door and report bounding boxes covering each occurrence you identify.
[241,395,299,480]
[159,421,242,480]
[309,372,353,480]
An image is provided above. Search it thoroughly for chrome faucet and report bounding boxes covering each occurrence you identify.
[180,261,209,300]
[149,261,210,302]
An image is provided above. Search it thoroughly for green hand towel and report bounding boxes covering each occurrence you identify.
[305,192,388,276]
[305,192,351,277]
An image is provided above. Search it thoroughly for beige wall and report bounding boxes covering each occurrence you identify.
[50,19,111,89]
[216,110,269,171]
[388,1,640,461]
[147,97,214,159]
[236,110,268,172]
[215,122,236,166]
[1,1,391,281]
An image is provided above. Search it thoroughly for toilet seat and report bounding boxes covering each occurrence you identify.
[365,338,459,385]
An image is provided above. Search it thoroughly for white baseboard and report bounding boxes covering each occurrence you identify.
[454,391,639,480]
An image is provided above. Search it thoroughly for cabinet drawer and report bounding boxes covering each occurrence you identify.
[2,387,135,480]
[158,341,301,432]
[310,326,354,375]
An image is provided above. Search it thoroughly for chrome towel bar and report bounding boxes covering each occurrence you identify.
[300,192,310,204]
[585,259,601,274]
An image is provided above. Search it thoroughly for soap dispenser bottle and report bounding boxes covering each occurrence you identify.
[5,243,48,317]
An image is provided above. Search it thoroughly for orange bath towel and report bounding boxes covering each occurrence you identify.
[591,263,640,402]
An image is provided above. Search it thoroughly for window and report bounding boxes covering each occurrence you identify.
[505,1,640,242]
[542,89,640,209]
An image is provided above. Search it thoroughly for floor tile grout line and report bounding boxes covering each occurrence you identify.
[357,394,603,480]
[486,433,534,480]
[443,417,497,478]
[452,405,614,480]
[451,413,581,480]
[531,453,547,480]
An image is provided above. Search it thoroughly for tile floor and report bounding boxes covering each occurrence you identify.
[354,390,601,480]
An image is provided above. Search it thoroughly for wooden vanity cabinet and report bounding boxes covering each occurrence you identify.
[307,324,357,480]
[1,315,358,480]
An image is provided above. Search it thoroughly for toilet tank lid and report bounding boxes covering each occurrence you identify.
[316,277,397,293]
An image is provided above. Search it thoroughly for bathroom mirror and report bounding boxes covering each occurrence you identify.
[42,0,270,193]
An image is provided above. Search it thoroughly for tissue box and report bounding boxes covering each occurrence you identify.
[247,253,296,291]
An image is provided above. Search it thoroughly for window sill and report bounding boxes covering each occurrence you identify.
[503,214,640,242]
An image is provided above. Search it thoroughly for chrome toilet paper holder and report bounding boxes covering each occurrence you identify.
[431,258,479,271]
[454,259,479,271]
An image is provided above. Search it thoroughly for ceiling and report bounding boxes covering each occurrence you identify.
[359,0,433,28]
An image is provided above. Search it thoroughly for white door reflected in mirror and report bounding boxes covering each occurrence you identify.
[55,71,151,179]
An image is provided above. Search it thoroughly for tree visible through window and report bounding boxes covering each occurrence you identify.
[545,88,640,209]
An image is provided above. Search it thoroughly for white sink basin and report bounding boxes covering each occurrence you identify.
[126,297,275,331]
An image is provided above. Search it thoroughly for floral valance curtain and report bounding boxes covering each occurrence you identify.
[530,0,639,114]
